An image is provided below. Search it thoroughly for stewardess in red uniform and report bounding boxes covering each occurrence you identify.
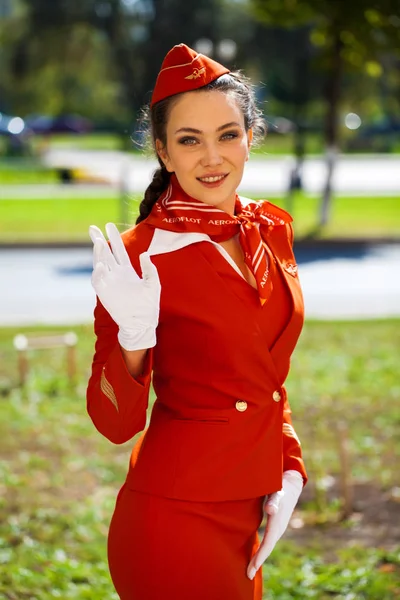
[87,43,308,600]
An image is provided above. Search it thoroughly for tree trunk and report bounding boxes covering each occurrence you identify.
[286,117,305,216]
[320,28,343,227]
[99,2,141,117]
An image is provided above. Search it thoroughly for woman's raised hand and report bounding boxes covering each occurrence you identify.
[89,222,161,351]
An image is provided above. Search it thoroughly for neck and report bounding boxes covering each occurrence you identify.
[214,194,237,217]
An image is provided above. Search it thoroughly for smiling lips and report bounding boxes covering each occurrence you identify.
[197,173,228,184]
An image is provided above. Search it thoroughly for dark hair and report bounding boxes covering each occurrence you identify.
[135,71,266,224]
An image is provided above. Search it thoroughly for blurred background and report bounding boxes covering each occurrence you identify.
[1,0,399,598]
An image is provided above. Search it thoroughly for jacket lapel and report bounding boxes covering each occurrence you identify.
[261,225,304,363]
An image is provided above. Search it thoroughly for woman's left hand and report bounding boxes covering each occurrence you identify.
[247,470,304,580]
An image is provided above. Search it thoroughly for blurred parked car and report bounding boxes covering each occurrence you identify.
[24,114,93,135]
[346,118,400,152]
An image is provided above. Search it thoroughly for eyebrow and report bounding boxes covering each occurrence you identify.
[174,121,241,135]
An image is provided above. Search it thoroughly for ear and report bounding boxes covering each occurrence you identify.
[246,128,253,161]
[156,139,173,172]
[247,128,253,146]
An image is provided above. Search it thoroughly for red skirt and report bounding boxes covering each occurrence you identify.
[107,484,265,599]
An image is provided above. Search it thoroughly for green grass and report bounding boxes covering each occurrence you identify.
[0,160,59,185]
[0,197,122,242]
[253,132,325,156]
[286,319,400,492]
[32,133,125,152]
[286,193,400,238]
[262,543,400,599]
[0,320,399,597]
[1,193,399,242]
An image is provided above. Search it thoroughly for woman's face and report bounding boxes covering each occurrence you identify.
[156,90,253,215]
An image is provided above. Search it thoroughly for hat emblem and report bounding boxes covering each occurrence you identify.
[185,66,206,80]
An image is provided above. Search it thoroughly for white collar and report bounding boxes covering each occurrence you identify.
[147,229,245,280]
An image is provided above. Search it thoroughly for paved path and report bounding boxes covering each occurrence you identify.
[41,150,400,196]
[2,244,399,326]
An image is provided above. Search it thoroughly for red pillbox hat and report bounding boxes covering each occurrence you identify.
[150,43,230,107]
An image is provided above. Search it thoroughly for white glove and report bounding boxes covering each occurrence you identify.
[89,222,161,351]
[247,470,303,580]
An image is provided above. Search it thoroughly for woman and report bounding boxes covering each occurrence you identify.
[87,43,307,600]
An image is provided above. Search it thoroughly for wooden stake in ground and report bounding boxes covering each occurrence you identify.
[13,332,78,387]
[335,419,354,519]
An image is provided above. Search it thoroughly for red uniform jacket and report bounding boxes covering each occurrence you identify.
[86,200,308,502]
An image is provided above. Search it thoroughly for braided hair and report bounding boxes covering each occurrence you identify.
[136,164,171,224]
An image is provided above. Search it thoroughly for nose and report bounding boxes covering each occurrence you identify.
[200,141,223,168]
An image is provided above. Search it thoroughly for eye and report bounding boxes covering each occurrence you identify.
[178,136,198,146]
[220,130,239,141]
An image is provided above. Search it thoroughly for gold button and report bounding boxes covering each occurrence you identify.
[235,400,247,412]
[272,390,281,402]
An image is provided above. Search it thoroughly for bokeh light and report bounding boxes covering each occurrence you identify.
[7,116,25,134]
[344,112,362,130]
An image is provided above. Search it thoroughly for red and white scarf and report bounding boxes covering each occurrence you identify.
[145,174,290,305]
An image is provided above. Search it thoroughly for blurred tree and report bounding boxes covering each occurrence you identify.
[251,0,400,227]
[258,24,319,212]
[1,0,226,131]
[0,1,127,126]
